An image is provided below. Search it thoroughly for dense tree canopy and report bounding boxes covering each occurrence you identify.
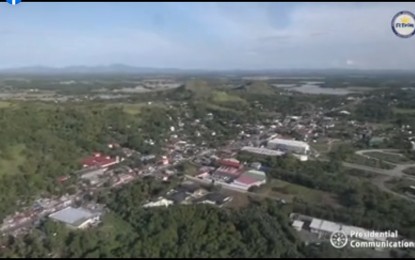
[0,179,305,258]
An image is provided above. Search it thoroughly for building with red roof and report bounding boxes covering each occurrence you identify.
[234,175,258,186]
[232,170,267,190]
[81,153,119,169]
[219,158,241,168]
[214,166,241,177]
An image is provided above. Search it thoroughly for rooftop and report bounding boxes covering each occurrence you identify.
[168,191,189,203]
[219,158,240,168]
[215,166,241,176]
[234,175,258,185]
[176,183,201,194]
[245,170,266,177]
[309,218,340,234]
[241,146,285,156]
[201,192,230,204]
[292,220,305,230]
[268,138,309,149]
[49,207,95,227]
[81,153,117,168]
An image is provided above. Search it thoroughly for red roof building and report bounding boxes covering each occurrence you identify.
[234,175,258,185]
[214,166,242,177]
[81,153,119,168]
[219,158,240,168]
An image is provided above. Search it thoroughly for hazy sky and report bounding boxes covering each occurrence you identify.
[1,2,415,70]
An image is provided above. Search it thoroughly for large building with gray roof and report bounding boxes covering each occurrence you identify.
[48,206,101,229]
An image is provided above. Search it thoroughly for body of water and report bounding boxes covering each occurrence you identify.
[291,84,354,95]
[273,82,356,96]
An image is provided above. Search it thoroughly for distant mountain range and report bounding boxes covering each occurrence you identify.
[0,64,200,75]
[0,64,413,76]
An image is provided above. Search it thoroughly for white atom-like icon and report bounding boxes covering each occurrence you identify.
[330,231,348,249]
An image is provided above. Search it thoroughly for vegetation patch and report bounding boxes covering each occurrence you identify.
[363,151,411,164]
[0,144,27,176]
[385,178,415,194]
[393,107,415,114]
[263,179,337,206]
[403,167,415,176]
[0,101,13,108]
[342,168,377,179]
[344,154,396,169]
[210,91,247,104]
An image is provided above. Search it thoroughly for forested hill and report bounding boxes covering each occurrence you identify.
[0,177,304,258]
[0,102,174,220]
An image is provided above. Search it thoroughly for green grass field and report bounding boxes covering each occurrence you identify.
[122,104,145,115]
[363,151,411,164]
[103,102,167,115]
[345,154,396,169]
[310,142,329,154]
[210,91,247,104]
[261,178,338,206]
[100,212,137,237]
[0,101,12,108]
[0,144,27,176]
[205,103,242,114]
[393,107,415,114]
[185,80,214,99]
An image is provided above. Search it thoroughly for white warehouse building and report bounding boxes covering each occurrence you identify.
[267,138,310,161]
[49,207,101,229]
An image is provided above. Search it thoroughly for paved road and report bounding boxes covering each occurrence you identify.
[341,150,415,179]
[336,149,415,202]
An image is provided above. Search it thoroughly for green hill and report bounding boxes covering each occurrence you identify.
[233,81,276,95]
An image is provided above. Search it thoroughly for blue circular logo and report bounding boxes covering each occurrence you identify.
[392,11,415,38]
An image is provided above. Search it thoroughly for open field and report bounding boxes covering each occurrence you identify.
[211,91,247,104]
[0,144,27,176]
[393,107,415,114]
[100,212,136,236]
[122,104,145,115]
[363,151,411,164]
[0,101,13,108]
[259,178,338,206]
[366,122,394,131]
[345,154,396,170]
[103,102,167,115]
[310,142,330,154]
[222,191,251,209]
[180,162,199,176]
[310,139,347,158]
[205,103,242,113]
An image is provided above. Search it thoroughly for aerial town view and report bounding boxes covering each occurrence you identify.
[0,1,415,259]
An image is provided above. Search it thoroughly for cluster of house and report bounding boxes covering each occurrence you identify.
[0,192,103,235]
[73,152,136,189]
[142,181,232,208]
[196,158,267,191]
[0,151,129,236]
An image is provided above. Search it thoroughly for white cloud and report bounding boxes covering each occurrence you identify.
[1,3,415,69]
[188,2,415,69]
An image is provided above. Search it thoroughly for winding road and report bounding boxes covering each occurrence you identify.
[337,149,415,202]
